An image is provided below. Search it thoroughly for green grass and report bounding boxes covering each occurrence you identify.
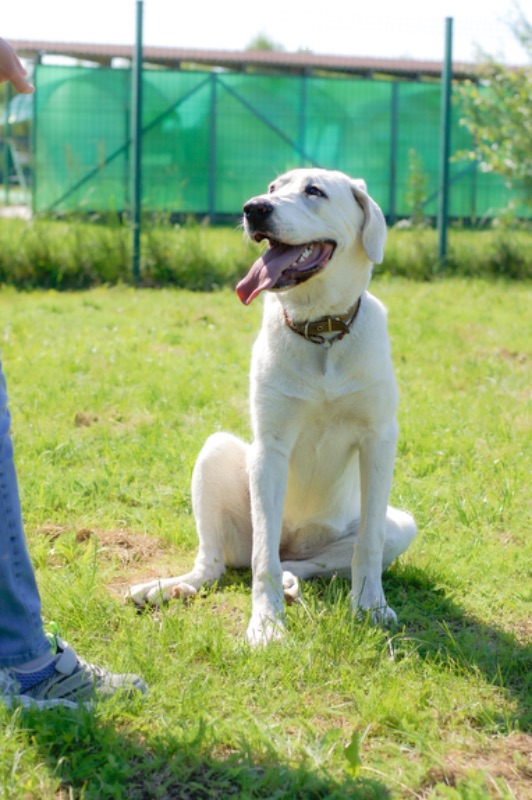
[0,279,530,799]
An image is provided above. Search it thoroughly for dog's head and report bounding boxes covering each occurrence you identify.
[236,168,386,305]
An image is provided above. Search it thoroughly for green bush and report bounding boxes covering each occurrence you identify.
[381,226,531,281]
[0,218,131,289]
[0,216,529,289]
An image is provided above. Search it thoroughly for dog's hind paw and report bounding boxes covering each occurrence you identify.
[126,581,169,607]
[126,578,197,607]
[282,571,301,605]
[170,583,197,600]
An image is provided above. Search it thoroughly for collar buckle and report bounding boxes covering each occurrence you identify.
[283,297,362,349]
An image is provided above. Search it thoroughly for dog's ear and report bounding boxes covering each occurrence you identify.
[351,180,387,264]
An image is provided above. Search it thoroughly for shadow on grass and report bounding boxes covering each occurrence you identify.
[384,565,532,732]
[176,564,530,735]
[14,706,390,800]
[137,563,530,737]
[26,565,527,798]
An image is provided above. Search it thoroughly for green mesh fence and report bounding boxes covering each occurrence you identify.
[33,63,528,218]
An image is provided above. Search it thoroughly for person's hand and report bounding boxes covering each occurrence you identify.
[0,38,34,94]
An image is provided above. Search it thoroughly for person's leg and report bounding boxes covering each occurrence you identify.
[0,360,51,667]
[0,360,146,707]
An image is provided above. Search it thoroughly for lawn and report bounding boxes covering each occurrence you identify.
[0,277,530,799]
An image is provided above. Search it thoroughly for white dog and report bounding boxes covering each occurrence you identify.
[128,168,416,645]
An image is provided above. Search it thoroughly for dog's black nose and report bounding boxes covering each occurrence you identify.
[243,199,274,226]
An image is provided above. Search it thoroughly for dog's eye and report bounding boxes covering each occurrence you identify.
[306,184,327,198]
[268,184,276,194]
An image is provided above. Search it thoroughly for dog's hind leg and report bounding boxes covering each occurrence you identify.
[280,505,416,592]
[281,537,354,582]
[191,431,252,574]
[381,506,417,570]
[128,432,252,607]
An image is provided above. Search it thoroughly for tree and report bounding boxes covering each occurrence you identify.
[456,4,532,206]
[245,34,285,52]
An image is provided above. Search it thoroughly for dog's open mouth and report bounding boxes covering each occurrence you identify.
[236,238,336,305]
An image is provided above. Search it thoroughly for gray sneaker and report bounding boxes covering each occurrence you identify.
[0,635,147,709]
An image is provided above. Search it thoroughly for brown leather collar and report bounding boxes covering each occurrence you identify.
[283,297,362,348]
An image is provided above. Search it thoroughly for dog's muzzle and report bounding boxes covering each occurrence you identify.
[238,196,336,305]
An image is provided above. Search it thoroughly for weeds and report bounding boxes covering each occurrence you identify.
[0,216,529,289]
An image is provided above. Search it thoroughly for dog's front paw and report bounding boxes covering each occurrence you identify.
[126,579,197,607]
[350,592,398,627]
[246,613,286,646]
[368,603,397,627]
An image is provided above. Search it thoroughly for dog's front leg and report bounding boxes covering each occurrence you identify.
[352,424,398,625]
[246,438,289,646]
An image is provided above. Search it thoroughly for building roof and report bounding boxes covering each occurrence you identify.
[9,39,478,81]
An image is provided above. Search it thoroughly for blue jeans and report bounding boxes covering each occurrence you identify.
[0,360,51,666]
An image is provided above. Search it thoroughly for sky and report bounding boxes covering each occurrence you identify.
[4,0,528,65]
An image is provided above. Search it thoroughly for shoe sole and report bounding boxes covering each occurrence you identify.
[3,694,83,710]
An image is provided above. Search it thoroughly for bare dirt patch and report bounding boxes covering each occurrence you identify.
[92,528,188,595]
[74,411,99,427]
[37,524,187,597]
[495,348,528,364]
[505,617,532,647]
[423,733,532,798]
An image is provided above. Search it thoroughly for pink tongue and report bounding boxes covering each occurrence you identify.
[236,243,308,305]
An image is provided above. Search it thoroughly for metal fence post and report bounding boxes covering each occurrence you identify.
[131,0,143,282]
[438,17,453,265]
[388,82,399,225]
[208,73,217,219]
[299,71,308,167]
[3,82,11,206]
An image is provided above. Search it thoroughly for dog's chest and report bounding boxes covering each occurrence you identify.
[299,389,369,446]
[295,344,383,409]
[283,400,364,527]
